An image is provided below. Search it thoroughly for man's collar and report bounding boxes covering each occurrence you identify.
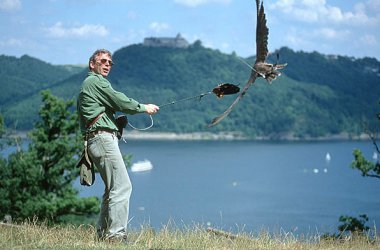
[88,71,104,79]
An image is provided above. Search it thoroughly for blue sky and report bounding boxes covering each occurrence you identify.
[1,0,379,65]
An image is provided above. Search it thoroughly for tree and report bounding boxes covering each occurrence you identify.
[338,215,369,234]
[0,90,99,223]
[351,148,380,179]
[351,127,380,179]
[351,102,380,178]
[0,114,5,150]
[337,102,380,235]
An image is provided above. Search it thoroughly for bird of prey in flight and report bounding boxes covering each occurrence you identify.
[208,0,287,127]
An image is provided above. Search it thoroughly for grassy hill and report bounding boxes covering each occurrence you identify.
[0,44,379,139]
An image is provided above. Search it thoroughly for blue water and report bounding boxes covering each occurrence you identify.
[75,140,380,235]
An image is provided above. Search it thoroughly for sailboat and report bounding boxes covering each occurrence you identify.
[373,152,378,161]
[325,152,331,162]
[131,159,153,172]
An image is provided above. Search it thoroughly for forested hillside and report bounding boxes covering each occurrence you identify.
[0,55,84,105]
[0,43,379,139]
[0,54,85,129]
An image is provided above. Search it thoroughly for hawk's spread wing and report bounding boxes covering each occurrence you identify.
[255,0,268,63]
[208,0,268,127]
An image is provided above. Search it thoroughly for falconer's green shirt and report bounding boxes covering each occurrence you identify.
[77,71,146,135]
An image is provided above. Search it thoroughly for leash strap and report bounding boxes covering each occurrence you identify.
[84,112,104,141]
[86,112,104,129]
[119,115,154,144]
[127,115,154,131]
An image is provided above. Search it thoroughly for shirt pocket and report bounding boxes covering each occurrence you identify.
[99,78,111,88]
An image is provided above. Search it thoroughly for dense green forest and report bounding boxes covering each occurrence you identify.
[0,42,379,139]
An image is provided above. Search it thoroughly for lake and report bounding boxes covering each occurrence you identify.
[75,139,380,235]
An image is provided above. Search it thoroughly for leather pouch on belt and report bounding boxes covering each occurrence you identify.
[116,115,128,140]
[75,140,95,186]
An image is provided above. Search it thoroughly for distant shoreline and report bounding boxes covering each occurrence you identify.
[124,131,370,141]
[10,130,370,141]
[125,131,247,141]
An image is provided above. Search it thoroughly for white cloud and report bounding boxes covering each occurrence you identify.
[313,28,350,40]
[221,42,230,50]
[314,28,338,39]
[0,37,22,46]
[360,34,377,46]
[270,0,295,12]
[174,0,231,7]
[283,26,350,49]
[0,0,21,11]
[46,22,109,38]
[149,22,170,33]
[126,29,146,41]
[367,0,380,11]
[270,0,379,25]
[284,27,309,47]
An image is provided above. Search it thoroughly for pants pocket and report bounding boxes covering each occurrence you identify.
[88,136,106,159]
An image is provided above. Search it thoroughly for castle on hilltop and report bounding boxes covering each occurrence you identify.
[143,33,189,48]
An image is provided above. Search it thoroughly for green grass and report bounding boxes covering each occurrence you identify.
[1,221,379,250]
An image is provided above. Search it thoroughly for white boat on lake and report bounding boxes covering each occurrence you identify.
[325,152,331,162]
[131,159,153,172]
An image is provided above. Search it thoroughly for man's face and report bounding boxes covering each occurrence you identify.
[90,53,113,77]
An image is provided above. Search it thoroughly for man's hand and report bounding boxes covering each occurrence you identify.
[144,104,160,115]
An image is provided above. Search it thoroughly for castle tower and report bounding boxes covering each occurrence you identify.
[143,33,189,48]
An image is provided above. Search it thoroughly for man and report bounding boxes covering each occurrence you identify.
[77,49,159,242]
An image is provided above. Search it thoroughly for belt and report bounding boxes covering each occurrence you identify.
[85,129,117,140]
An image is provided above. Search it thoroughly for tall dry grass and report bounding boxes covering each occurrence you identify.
[1,221,379,250]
